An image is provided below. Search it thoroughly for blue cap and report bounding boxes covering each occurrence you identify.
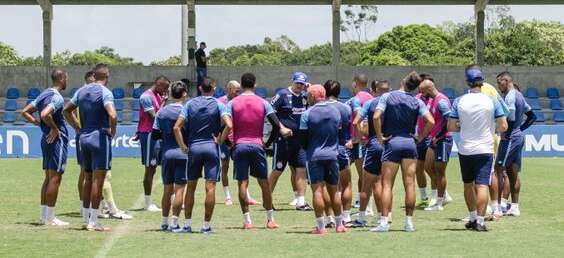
[292,72,308,85]
[466,68,484,83]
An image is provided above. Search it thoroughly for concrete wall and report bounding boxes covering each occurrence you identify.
[1,65,563,97]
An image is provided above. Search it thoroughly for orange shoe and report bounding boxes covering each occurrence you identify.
[243,223,253,230]
[266,220,279,229]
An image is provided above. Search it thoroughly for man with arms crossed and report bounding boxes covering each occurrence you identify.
[138,76,170,212]
[22,69,69,226]
[448,67,507,232]
[63,64,117,231]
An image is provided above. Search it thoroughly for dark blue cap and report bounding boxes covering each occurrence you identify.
[466,68,484,83]
[292,72,308,85]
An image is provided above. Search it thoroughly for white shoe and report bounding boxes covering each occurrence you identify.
[444,194,453,204]
[288,198,298,206]
[370,223,389,232]
[507,207,520,217]
[365,207,375,216]
[424,204,444,211]
[86,223,111,232]
[461,216,470,222]
[404,223,415,232]
[98,212,110,219]
[144,204,162,212]
[110,210,133,220]
[47,217,69,226]
[486,205,493,215]
[428,198,438,207]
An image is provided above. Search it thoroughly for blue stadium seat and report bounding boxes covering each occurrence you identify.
[131,99,140,111]
[256,87,268,99]
[132,88,143,99]
[546,87,560,99]
[6,88,20,99]
[131,111,140,123]
[214,87,226,98]
[3,111,17,123]
[275,87,285,94]
[527,98,542,110]
[117,111,123,123]
[441,87,456,99]
[525,88,539,99]
[4,99,18,111]
[27,88,41,99]
[112,88,125,99]
[553,111,564,123]
[533,111,545,123]
[68,87,79,98]
[114,99,124,111]
[549,99,562,110]
[339,88,352,100]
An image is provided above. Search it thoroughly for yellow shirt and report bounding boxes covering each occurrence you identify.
[480,82,507,154]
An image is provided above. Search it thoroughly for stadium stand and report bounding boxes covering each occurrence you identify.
[4,99,18,111]
[528,98,542,110]
[553,111,564,123]
[131,111,140,123]
[27,88,41,99]
[441,87,456,100]
[547,87,560,99]
[112,88,125,99]
[132,87,143,99]
[534,110,546,123]
[3,111,17,123]
[114,99,124,111]
[131,99,140,111]
[339,88,352,102]
[117,110,124,123]
[214,87,225,98]
[6,88,20,99]
[550,99,563,110]
[525,87,539,99]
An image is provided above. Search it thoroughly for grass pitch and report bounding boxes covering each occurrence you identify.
[1,158,563,258]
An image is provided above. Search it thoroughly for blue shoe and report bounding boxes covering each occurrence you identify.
[160,224,169,231]
[350,219,367,228]
[200,227,213,235]
[169,225,182,233]
[183,226,193,233]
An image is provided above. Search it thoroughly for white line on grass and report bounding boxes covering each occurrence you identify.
[94,194,145,258]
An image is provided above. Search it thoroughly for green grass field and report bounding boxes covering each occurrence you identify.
[1,158,564,258]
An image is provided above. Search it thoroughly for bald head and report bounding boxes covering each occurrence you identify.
[51,69,68,90]
[419,79,437,98]
[226,80,241,99]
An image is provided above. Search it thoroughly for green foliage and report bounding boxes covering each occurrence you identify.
[0,42,21,65]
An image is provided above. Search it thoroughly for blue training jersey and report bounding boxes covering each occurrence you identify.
[271,87,307,131]
[70,83,114,134]
[153,103,184,159]
[31,88,68,136]
[179,96,229,146]
[327,100,352,146]
[299,102,341,161]
[359,96,384,139]
[504,88,532,137]
[376,90,428,137]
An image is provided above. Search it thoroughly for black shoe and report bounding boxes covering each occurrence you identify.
[474,223,488,232]
[296,204,312,211]
[465,220,477,230]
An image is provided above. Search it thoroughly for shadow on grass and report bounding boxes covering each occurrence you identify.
[15,221,44,226]
[449,218,464,222]
[129,208,145,212]
[57,212,82,218]
[441,228,468,231]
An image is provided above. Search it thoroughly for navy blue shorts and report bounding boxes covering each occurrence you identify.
[306,160,339,185]
[161,148,188,185]
[41,135,69,173]
[459,154,493,185]
[381,136,417,164]
[219,143,231,161]
[187,142,220,182]
[272,136,306,171]
[347,143,365,162]
[75,134,82,166]
[233,143,268,181]
[139,132,161,167]
[430,136,453,163]
[363,138,384,175]
[337,146,350,171]
[416,138,431,161]
[495,136,524,171]
[79,130,112,173]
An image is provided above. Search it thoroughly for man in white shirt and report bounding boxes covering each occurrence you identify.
[448,66,507,232]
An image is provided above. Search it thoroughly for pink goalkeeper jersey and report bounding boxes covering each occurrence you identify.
[138,89,163,133]
[227,93,275,146]
[428,93,452,139]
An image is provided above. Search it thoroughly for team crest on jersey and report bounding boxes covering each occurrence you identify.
[276,162,283,169]
[150,159,157,166]
[271,94,280,105]
[302,98,307,106]
[221,153,226,159]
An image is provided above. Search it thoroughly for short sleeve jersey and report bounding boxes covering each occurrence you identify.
[299,102,341,161]
[327,100,353,146]
[31,88,68,136]
[70,83,114,134]
[376,90,428,137]
[271,87,307,131]
[227,93,274,146]
[153,103,184,152]
[179,96,228,145]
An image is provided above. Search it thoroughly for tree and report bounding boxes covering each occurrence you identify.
[0,42,21,66]
[340,5,379,42]
[151,55,181,66]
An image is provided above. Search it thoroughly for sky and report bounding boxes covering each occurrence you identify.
[1,4,564,64]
